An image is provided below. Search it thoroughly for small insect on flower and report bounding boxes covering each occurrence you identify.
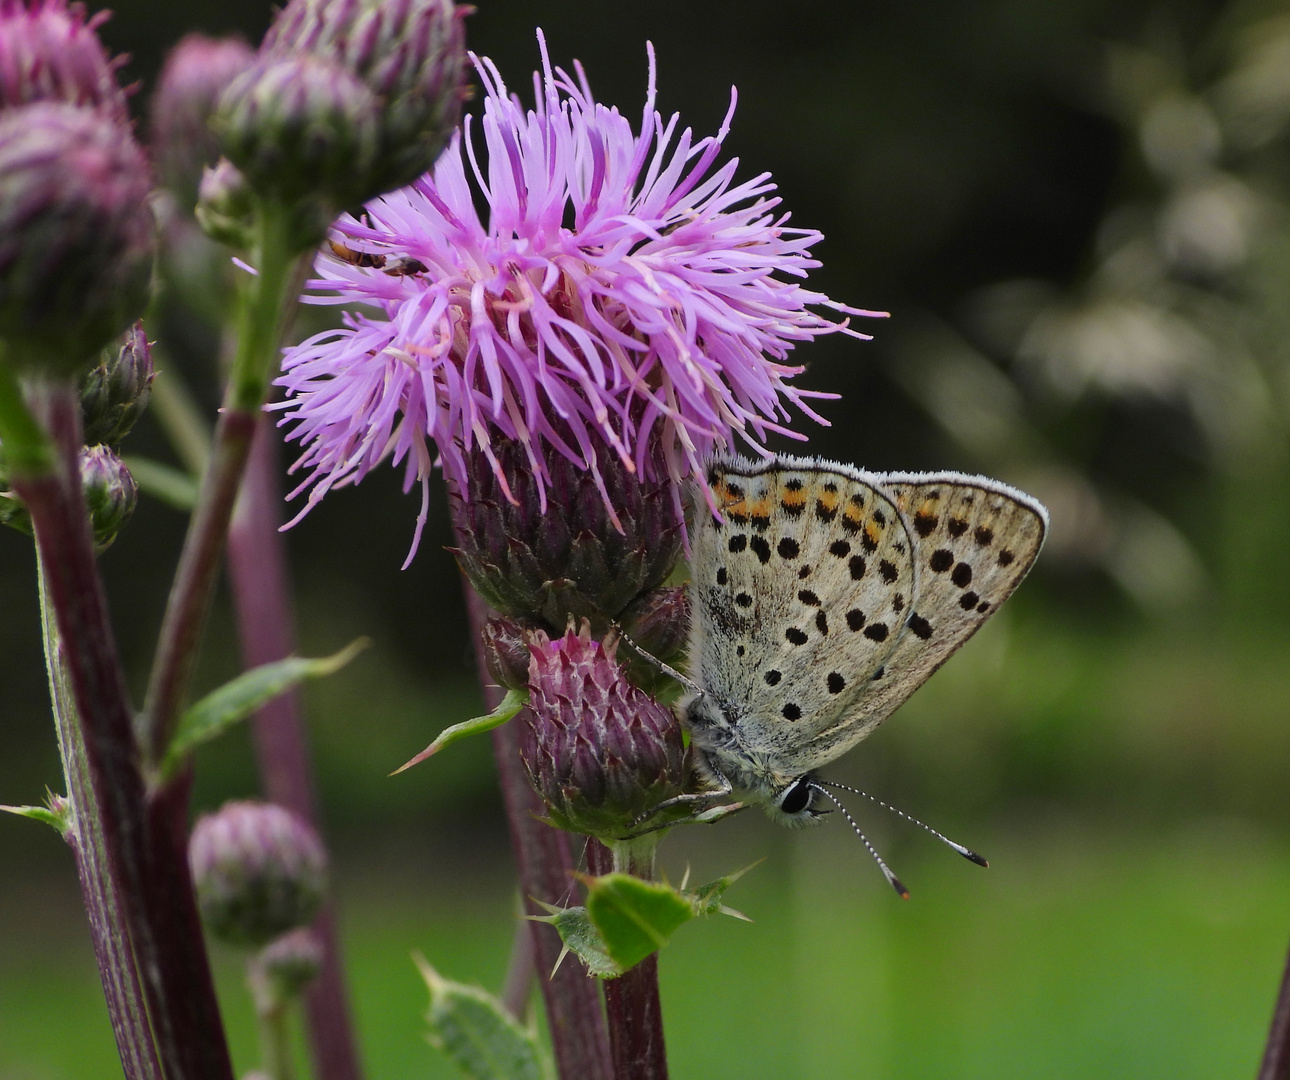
[275,32,884,562]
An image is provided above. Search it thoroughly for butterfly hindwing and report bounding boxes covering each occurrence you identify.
[689,457,917,767]
[799,472,1048,767]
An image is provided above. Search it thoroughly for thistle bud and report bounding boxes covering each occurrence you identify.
[449,434,684,632]
[189,800,328,948]
[80,321,152,446]
[195,157,255,249]
[79,444,135,548]
[261,0,468,200]
[254,927,324,999]
[215,55,379,214]
[520,623,688,841]
[480,616,532,692]
[0,103,154,376]
[149,34,256,211]
[618,585,690,693]
[0,0,129,123]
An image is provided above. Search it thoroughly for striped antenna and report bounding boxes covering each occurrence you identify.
[816,779,988,867]
[808,782,909,899]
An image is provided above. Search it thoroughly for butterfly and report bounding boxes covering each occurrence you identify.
[668,454,1047,887]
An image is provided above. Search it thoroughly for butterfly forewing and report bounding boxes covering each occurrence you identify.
[802,472,1048,765]
[689,458,918,765]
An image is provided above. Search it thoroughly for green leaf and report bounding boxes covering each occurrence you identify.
[392,688,527,775]
[584,872,694,972]
[415,953,551,1080]
[1,791,71,836]
[684,861,761,919]
[120,455,200,511]
[528,903,622,979]
[162,638,369,779]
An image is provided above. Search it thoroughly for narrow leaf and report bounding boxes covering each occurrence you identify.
[414,953,550,1080]
[162,639,369,779]
[121,455,199,511]
[583,872,693,972]
[1,799,70,835]
[685,860,762,917]
[392,687,527,775]
[528,903,622,979]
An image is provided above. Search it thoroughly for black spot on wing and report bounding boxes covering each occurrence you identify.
[913,511,937,537]
[786,627,808,646]
[929,549,953,572]
[947,517,968,537]
[765,669,781,686]
[782,703,801,721]
[815,611,829,635]
[863,622,889,642]
[798,589,820,606]
[749,536,771,564]
[830,540,851,557]
[846,609,865,631]
[849,556,866,580]
[827,672,846,694]
[879,559,898,583]
[951,562,972,588]
[728,534,747,553]
[778,537,800,559]
[908,614,933,639]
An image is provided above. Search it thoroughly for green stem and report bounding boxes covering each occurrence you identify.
[253,995,297,1080]
[141,199,309,769]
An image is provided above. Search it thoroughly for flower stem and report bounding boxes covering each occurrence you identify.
[140,200,308,768]
[4,379,234,1080]
[228,414,364,1080]
[1258,935,1290,1080]
[458,587,613,1080]
[588,838,669,1080]
[249,964,297,1080]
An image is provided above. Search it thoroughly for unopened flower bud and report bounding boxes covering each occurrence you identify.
[215,54,379,214]
[618,585,690,692]
[80,444,135,548]
[80,321,152,446]
[149,34,256,210]
[255,927,324,998]
[262,0,469,200]
[449,434,683,632]
[195,157,255,248]
[0,103,154,376]
[480,616,532,691]
[520,623,688,841]
[189,800,328,948]
[0,0,129,123]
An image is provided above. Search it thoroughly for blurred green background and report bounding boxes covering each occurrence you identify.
[5,0,1290,1076]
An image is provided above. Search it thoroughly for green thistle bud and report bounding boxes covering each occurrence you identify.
[79,444,135,549]
[0,103,155,376]
[261,0,469,200]
[149,34,257,211]
[80,321,152,447]
[0,443,136,547]
[520,623,688,842]
[195,157,255,249]
[189,800,328,948]
[449,434,684,633]
[215,55,380,213]
[254,927,324,1000]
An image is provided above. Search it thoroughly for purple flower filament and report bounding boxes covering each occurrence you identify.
[275,31,884,562]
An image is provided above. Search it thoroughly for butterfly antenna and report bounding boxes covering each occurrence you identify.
[816,780,988,867]
[612,622,706,700]
[808,782,909,899]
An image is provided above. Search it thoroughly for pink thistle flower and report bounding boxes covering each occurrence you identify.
[275,32,883,558]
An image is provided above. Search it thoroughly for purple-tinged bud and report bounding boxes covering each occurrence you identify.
[449,433,684,632]
[255,927,324,999]
[149,34,256,211]
[520,623,688,841]
[80,321,152,446]
[195,157,255,249]
[618,585,690,692]
[0,0,128,124]
[0,442,135,544]
[261,0,469,199]
[189,800,328,948]
[79,444,135,548]
[480,616,533,691]
[0,103,154,376]
[215,55,379,215]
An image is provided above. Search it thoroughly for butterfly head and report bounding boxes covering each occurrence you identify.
[762,774,825,828]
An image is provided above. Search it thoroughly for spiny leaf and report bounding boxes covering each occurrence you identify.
[414,953,551,1080]
[528,903,622,979]
[392,687,527,775]
[0,794,70,835]
[684,860,762,918]
[583,872,693,972]
[162,639,369,779]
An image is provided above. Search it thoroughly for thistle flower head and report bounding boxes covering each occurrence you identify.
[149,34,256,209]
[276,34,882,559]
[520,621,688,841]
[0,0,128,123]
[189,800,328,948]
[0,102,155,375]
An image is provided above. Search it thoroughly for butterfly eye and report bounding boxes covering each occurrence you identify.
[778,779,813,815]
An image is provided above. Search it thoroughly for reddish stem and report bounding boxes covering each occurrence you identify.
[1259,936,1290,1080]
[227,415,364,1080]
[16,383,233,1080]
[586,840,669,1080]
[458,588,613,1080]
